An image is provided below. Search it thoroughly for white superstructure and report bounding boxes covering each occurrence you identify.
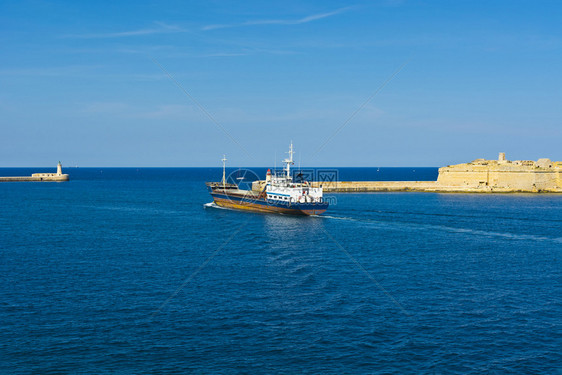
[264,142,324,204]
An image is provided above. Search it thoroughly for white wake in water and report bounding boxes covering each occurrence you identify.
[436,226,562,244]
[315,214,357,221]
[324,213,562,244]
[203,202,229,210]
[204,205,562,244]
[203,202,245,213]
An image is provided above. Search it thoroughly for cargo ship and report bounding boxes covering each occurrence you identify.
[206,143,329,215]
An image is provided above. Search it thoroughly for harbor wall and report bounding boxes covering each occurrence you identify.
[310,181,439,192]
[0,162,69,182]
[254,179,562,193]
[252,154,562,193]
[0,175,69,182]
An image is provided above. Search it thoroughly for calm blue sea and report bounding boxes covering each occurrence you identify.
[1,168,561,374]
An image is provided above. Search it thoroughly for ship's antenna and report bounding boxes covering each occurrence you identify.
[283,141,295,179]
[221,154,227,189]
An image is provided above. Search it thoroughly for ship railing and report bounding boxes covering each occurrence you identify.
[205,182,238,189]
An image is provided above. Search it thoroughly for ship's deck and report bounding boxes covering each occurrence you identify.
[212,188,260,198]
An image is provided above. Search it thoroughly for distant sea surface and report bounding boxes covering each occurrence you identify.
[1,168,560,374]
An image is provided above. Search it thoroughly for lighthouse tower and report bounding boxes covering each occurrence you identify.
[266,169,272,184]
[57,161,62,176]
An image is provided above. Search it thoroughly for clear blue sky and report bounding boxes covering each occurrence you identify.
[1,0,560,167]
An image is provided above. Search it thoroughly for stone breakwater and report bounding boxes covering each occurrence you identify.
[311,180,562,193]
[0,175,69,182]
[0,162,69,182]
[253,153,562,194]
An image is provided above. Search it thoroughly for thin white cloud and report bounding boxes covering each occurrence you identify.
[132,104,200,119]
[79,101,130,114]
[0,65,104,77]
[64,22,186,39]
[202,7,352,31]
[198,52,249,57]
[75,102,204,121]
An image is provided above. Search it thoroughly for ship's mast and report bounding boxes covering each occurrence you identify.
[283,141,294,179]
[221,154,227,189]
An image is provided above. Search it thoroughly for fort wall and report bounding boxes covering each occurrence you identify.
[436,154,562,191]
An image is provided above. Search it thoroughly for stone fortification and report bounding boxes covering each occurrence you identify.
[437,153,562,192]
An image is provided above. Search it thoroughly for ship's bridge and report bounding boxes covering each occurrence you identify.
[265,170,323,203]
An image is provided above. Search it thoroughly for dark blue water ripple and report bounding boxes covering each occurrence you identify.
[1,168,560,374]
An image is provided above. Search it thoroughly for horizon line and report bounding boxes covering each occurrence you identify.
[0,166,440,169]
